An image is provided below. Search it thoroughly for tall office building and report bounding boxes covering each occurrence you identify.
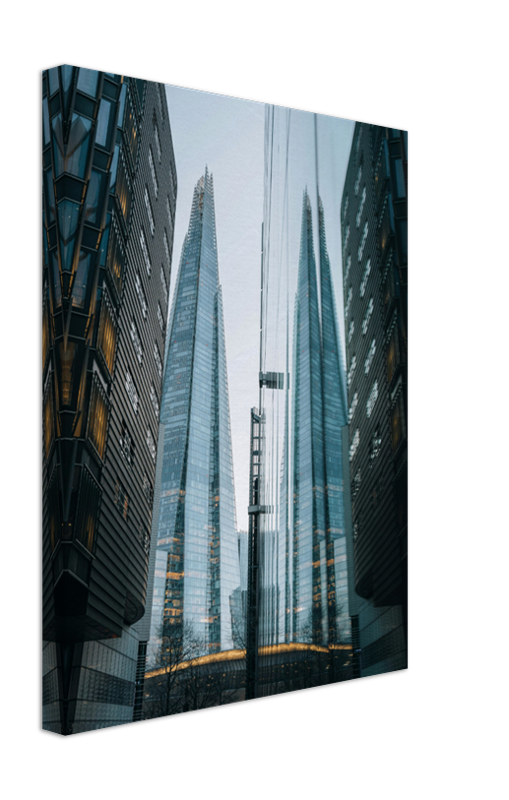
[147,171,241,666]
[341,123,407,676]
[292,191,350,646]
[42,67,177,733]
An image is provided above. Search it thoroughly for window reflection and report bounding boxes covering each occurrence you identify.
[95,98,114,149]
[72,251,92,308]
[47,67,59,96]
[77,67,99,97]
[58,200,80,272]
[52,113,92,179]
[84,170,106,227]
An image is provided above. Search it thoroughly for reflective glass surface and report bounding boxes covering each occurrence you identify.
[148,172,241,666]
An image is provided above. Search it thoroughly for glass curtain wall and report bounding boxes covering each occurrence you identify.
[257,106,355,694]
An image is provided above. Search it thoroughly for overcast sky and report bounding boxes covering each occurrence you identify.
[165,84,353,530]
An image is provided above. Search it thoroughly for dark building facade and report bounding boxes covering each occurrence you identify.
[146,171,241,669]
[341,123,407,676]
[42,67,177,733]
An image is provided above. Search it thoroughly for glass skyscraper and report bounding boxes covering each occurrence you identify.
[147,171,241,666]
[292,191,350,646]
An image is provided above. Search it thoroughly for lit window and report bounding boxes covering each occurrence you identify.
[366,379,379,418]
[347,355,357,388]
[146,428,156,462]
[97,296,116,375]
[364,339,376,374]
[362,297,374,335]
[348,392,358,423]
[356,186,366,228]
[358,221,368,262]
[359,258,371,297]
[125,369,139,413]
[88,380,108,459]
[145,187,155,235]
[349,429,360,462]
[135,271,148,319]
[140,229,151,276]
[130,319,143,364]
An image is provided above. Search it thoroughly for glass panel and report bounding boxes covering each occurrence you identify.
[44,169,56,224]
[83,169,106,227]
[58,200,80,272]
[59,342,76,406]
[394,158,406,198]
[77,67,99,97]
[95,98,113,149]
[42,98,51,146]
[52,113,92,178]
[72,251,92,308]
[48,67,59,96]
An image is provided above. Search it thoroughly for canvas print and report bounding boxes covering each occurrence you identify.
[42,66,408,734]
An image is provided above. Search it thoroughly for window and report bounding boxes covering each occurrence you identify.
[148,146,158,198]
[160,265,168,305]
[386,326,400,384]
[348,392,358,423]
[115,480,129,521]
[125,369,139,413]
[355,127,363,157]
[348,320,355,344]
[166,195,173,231]
[157,302,165,333]
[391,393,406,453]
[140,228,151,276]
[349,429,360,462]
[359,258,371,297]
[394,159,406,199]
[362,297,374,335]
[358,221,368,262]
[342,223,350,258]
[77,67,98,97]
[369,429,382,464]
[145,186,155,235]
[139,525,150,556]
[364,339,376,374]
[120,420,134,465]
[130,319,143,364]
[146,428,156,462]
[154,342,163,378]
[157,83,166,120]
[354,165,362,196]
[342,194,349,222]
[98,296,117,374]
[150,382,160,419]
[163,229,171,268]
[154,120,162,162]
[343,254,351,289]
[347,355,357,388]
[135,271,148,319]
[88,380,108,459]
[366,380,379,418]
[345,286,353,318]
[352,470,361,499]
[356,186,366,228]
[143,474,154,504]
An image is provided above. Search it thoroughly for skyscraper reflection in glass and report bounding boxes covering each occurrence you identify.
[291,191,351,646]
[147,171,241,665]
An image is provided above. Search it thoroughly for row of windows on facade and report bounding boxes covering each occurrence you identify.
[344,256,371,322]
[347,338,376,390]
[113,480,151,555]
[349,392,405,467]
